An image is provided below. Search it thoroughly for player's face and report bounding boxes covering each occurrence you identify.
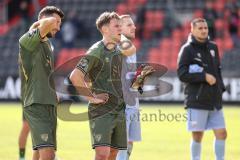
[121,17,136,39]
[192,22,208,42]
[47,13,62,38]
[107,18,121,42]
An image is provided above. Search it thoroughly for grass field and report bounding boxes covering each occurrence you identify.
[0,103,239,160]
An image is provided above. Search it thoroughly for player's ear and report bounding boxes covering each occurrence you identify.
[101,25,108,34]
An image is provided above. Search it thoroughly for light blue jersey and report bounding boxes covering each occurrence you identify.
[121,54,139,109]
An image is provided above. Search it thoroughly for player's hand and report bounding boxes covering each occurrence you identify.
[205,73,216,86]
[29,21,40,30]
[89,93,109,104]
[132,65,155,89]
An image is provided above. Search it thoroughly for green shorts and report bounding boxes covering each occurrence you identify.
[21,101,26,121]
[23,103,57,150]
[89,109,127,150]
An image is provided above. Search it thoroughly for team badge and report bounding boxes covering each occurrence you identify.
[79,58,89,69]
[41,134,49,142]
[95,134,102,142]
[190,121,198,128]
[210,49,215,57]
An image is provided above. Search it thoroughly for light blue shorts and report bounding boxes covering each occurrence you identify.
[125,108,142,142]
[187,108,226,131]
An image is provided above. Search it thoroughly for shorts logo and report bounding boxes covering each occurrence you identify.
[95,134,102,142]
[190,121,198,128]
[41,134,49,142]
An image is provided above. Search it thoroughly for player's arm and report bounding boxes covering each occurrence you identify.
[177,46,207,84]
[29,17,58,38]
[119,35,136,56]
[215,45,226,91]
[19,17,58,52]
[69,69,108,104]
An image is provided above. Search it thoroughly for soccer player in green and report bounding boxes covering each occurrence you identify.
[18,6,64,160]
[70,11,136,160]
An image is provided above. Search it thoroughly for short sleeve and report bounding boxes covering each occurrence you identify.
[76,52,99,74]
[19,28,41,52]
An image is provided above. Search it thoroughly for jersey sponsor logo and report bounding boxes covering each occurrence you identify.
[40,133,49,142]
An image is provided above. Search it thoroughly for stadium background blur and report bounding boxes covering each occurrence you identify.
[0,0,240,159]
[0,0,240,102]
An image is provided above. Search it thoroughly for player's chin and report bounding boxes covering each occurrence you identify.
[115,35,121,42]
[112,36,120,43]
[130,34,135,39]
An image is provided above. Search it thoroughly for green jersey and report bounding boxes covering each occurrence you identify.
[76,41,125,114]
[19,28,57,107]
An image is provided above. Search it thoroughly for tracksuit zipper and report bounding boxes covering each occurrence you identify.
[196,84,203,100]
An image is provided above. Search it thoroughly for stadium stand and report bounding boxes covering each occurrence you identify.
[1,0,240,78]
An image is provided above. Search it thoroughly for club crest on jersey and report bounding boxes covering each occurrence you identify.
[95,134,102,142]
[79,58,89,69]
[210,49,215,57]
[41,134,48,142]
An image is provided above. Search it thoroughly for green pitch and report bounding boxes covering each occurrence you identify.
[0,103,239,160]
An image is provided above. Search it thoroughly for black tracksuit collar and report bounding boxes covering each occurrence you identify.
[187,34,209,47]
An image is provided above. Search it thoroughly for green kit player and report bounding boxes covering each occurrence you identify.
[18,6,64,160]
[70,12,136,160]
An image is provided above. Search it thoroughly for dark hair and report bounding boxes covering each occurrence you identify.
[38,6,64,20]
[96,11,120,31]
[191,18,207,27]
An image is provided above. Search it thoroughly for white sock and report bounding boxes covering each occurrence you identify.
[191,140,201,160]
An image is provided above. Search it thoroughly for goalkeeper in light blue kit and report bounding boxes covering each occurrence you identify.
[116,15,142,160]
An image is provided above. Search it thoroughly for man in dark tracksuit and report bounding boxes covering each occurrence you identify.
[177,18,227,160]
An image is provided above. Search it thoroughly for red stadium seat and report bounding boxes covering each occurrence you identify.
[133,38,142,50]
[56,48,86,68]
[215,19,225,31]
[214,38,224,58]
[193,10,203,18]
[172,29,184,41]
[148,48,160,63]
[116,3,128,15]
[223,36,234,51]
[213,0,225,12]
